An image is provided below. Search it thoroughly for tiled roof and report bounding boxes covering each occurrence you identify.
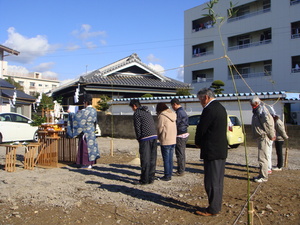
[81,73,190,89]
[2,89,36,101]
[53,53,190,93]
[0,79,15,88]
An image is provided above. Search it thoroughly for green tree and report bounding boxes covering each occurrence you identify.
[141,93,153,98]
[31,114,47,126]
[4,77,24,91]
[210,80,225,94]
[96,95,111,111]
[176,88,191,96]
[37,93,54,111]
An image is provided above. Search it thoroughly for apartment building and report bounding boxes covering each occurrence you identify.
[3,71,60,96]
[184,0,300,94]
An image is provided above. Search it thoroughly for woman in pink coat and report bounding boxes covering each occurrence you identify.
[156,103,177,181]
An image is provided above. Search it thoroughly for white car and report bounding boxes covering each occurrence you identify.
[0,112,39,143]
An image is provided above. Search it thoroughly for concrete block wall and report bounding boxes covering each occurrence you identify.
[97,113,299,149]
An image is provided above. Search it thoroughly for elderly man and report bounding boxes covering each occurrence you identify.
[195,88,228,216]
[250,96,276,182]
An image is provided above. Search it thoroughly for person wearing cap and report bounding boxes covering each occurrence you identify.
[250,96,276,182]
[67,94,100,169]
[272,114,289,171]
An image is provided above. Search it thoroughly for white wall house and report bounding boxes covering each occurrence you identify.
[184,0,300,94]
[3,71,60,96]
[109,91,300,125]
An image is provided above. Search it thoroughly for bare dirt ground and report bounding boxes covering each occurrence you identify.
[0,137,299,225]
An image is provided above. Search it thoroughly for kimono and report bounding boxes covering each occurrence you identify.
[67,105,100,164]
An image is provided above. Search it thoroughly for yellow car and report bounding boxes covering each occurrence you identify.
[186,114,244,148]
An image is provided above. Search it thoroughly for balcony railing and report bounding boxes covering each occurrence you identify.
[292,33,300,39]
[192,21,214,33]
[291,68,300,73]
[291,0,300,5]
[192,50,213,58]
[228,71,272,80]
[228,7,271,23]
[228,39,271,51]
[192,78,213,83]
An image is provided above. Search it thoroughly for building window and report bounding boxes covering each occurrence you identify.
[228,0,271,22]
[193,74,206,83]
[18,81,24,86]
[228,28,272,51]
[192,16,214,32]
[290,0,300,6]
[192,41,213,57]
[52,84,57,88]
[30,82,35,88]
[236,6,250,17]
[292,56,300,73]
[264,61,272,76]
[291,21,300,39]
[192,69,214,83]
[238,35,250,47]
[29,91,36,96]
[38,84,43,87]
[229,61,272,79]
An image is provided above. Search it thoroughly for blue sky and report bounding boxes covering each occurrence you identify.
[1,0,207,84]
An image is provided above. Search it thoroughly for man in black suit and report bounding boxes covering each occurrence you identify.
[194,88,228,216]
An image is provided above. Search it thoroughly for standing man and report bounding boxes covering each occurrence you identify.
[194,88,228,216]
[129,99,158,185]
[272,114,288,171]
[250,96,276,182]
[171,98,189,176]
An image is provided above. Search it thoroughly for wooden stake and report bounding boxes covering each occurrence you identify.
[284,146,289,168]
[110,139,114,156]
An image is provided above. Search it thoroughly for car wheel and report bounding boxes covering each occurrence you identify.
[229,144,239,149]
[33,131,39,142]
[0,134,2,144]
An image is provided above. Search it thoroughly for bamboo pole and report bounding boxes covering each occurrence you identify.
[248,201,254,225]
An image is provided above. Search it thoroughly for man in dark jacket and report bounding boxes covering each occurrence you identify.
[195,88,228,216]
[129,99,158,185]
[171,98,189,176]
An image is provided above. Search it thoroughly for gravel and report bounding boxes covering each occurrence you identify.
[0,137,299,210]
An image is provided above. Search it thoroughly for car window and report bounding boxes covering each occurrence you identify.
[229,116,241,126]
[2,114,11,122]
[189,115,201,125]
[15,115,29,123]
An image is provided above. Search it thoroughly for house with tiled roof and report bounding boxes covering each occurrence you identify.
[51,53,191,106]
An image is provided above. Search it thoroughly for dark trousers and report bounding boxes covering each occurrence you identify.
[275,141,284,168]
[204,159,226,214]
[175,137,188,174]
[139,139,157,184]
